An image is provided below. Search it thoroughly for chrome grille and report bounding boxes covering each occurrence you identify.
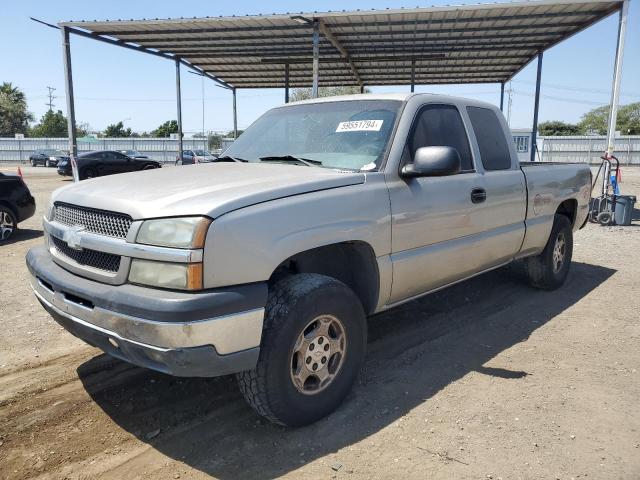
[53,203,132,239]
[52,236,121,273]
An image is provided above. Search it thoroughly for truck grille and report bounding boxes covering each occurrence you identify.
[52,236,121,273]
[53,203,132,239]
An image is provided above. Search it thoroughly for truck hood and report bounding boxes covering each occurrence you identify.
[52,163,366,219]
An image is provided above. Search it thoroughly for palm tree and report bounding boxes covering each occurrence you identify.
[0,82,33,136]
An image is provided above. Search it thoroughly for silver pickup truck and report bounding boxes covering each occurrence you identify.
[27,93,591,426]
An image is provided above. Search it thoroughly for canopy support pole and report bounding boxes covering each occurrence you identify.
[530,51,543,162]
[410,59,416,93]
[605,0,629,155]
[175,58,183,164]
[284,63,290,103]
[312,19,319,98]
[500,82,505,111]
[232,87,238,138]
[61,26,78,182]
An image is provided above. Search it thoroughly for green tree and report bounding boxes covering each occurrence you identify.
[0,82,32,136]
[30,110,89,137]
[578,102,640,135]
[290,85,370,103]
[226,129,244,138]
[103,121,133,137]
[151,120,179,137]
[538,120,581,136]
[30,110,68,137]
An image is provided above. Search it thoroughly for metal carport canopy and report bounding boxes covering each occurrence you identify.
[59,0,623,89]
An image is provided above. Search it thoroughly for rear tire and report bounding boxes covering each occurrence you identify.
[82,167,97,180]
[45,159,50,167]
[236,273,367,427]
[524,214,573,290]
[0,206,17,243]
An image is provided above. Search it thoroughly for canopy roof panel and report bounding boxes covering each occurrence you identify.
[60,0,622,89]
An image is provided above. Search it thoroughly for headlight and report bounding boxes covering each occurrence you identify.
[49,156,57,161]
[136,216,211,249]
[129,259,203,290]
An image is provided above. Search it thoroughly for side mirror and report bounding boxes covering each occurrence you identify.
[400,146,461,178]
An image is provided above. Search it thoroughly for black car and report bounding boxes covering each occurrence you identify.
[0,173,36,242]
[29,149,69,167]
[57,150,162,180]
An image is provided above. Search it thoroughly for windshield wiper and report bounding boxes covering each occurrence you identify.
[215,155,248,163]
[259,155,322,167]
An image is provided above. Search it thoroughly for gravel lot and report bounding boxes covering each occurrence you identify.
[1,165,639,480]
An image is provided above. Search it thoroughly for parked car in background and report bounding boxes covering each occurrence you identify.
[57,150,161,180]
[118,150,150,159]
[176,149,217,165]
[29,149,69,167]
[0,173,35,242]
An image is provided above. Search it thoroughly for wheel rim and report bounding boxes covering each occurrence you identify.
[1,211,14,240]
[552,231,566,273]
[290,314,347,395]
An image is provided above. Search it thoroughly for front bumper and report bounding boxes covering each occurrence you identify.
[27,246,267,377]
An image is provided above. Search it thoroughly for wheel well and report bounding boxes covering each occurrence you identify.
[269,241,379,315]
[556,199,578,227]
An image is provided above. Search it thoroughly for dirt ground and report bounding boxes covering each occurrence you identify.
[1,165,639,480]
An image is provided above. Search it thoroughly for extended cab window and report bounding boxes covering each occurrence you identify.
[406,104,474,171]
[466,107,512,171]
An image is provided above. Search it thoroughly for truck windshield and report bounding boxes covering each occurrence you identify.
[224,100,402,171]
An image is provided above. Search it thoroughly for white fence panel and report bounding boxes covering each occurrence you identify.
[0,137,209,164]
[538,136,640,165]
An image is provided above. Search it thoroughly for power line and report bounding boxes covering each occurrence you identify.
[45,86,56,111]
[513,80,640,99]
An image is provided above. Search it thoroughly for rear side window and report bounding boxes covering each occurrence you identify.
[466,107,512,171]
[407,104,474,171]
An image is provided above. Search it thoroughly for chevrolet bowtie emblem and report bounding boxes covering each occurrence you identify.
[63,225,85,251]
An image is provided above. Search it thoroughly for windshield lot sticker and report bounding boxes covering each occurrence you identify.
[336,120,383,132]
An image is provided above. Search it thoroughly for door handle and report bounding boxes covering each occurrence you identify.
[471,188,487,204]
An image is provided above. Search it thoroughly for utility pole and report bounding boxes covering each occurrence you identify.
[506,82,514,126]
[45,86,56,111]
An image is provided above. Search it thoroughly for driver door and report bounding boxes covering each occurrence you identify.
[387,103,487,304]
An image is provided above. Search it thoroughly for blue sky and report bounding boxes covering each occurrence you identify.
[2,0,638,134]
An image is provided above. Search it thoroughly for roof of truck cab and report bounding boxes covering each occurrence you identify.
[285,92,499,110]
[59,0,624,89]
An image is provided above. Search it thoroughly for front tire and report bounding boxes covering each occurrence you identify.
[524,214,573,290]
[236,274,367,427]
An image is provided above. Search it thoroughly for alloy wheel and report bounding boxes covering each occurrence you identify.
[290,314,347,395]
[0,211,15,241]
